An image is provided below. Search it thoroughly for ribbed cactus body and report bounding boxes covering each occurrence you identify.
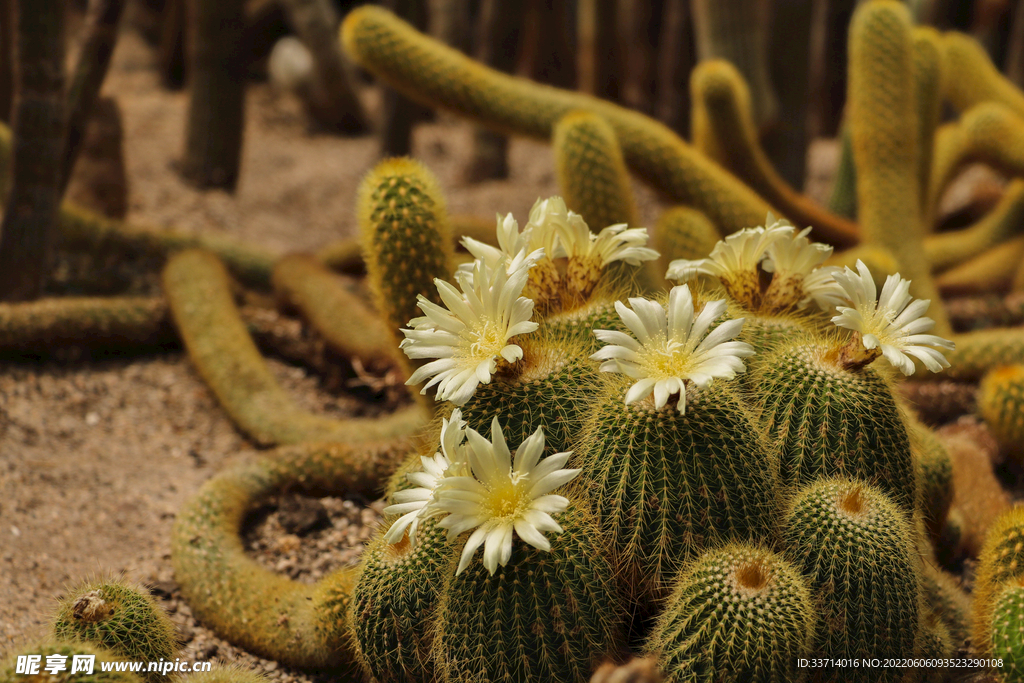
[944,328,1024,381]
[349,517,451,683]
[433,504,623,683]
[357,157,454,342]
[911,26,944,222]
[737,313,815,357]
[538,298,627,355]
[978,364,1024,459]
[654,206,720,276]
[848,0,950,336]
[340,6,775,235]
[579,377,779,602]
[782,478,920,682]
[973,508,1024,656]
[920,560,971,649]
[645,543,816,683]
[51,579,178,680]
[457,337,600,452]
[990,580,1024,679]
[750,342,915,510]
[553,110,639,232]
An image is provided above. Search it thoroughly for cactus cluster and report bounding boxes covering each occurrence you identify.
[12,0,1024,680]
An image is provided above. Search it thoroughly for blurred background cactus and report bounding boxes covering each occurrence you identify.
[6,0,1024,682]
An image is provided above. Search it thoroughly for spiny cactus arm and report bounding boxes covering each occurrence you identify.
[941,30,1024,119]
[59,202,279,290]
[926,122,968,220]
[271,254,400,373]
[0,296,173,352]
[939,327,1024,381]
[162,249,427,445]
[935,235,1024,296]
[978,364,1024,457]
[688,59,860,248]
[172,437,415,669]
[912,26,945,226]
[340,5,777,236]
[971,507,1024,657]
[848,0,951,336]
[824,243,899,293]
[553,110,639,231]
[989,579,1024,670]
[924,180,1024,272]
[652,206,719,289]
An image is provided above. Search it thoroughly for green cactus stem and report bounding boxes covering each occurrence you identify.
[782,478,920,682]
[941,30,1024,118]
[645,542,816,683]
[171,437,417,669]
[340,5,778,237]
[688,59,859,248]
[51,578,178,680]
[912,26,945,224]
[972,507,1024,657]
[162,249,427,445]
[271,254,399,374]
[990,578,1024,679]
[433,502,624,683]
[936,236,1024,297]
[925,180,1024,273]
[978,364,1024,460]
[848,0,950,337]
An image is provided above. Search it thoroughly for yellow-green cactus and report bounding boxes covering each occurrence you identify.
[978,364,1024,459]
[941,30,1024,118]
[925,180,1024,273]
[972,507,1024,657]
[912,26,945,223]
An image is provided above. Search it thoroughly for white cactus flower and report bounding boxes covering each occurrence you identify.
[458,211,546,276]
[591,285,755,413]
[431,417,580,576]
[666,219,794,302]
[400,256,539,405]
[830,260,955,375]
[382,409,469,546]
[555,211,659,267]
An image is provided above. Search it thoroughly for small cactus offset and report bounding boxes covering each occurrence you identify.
[990,579,1024,680]
[51,578,179,681]
[645,543,817,683]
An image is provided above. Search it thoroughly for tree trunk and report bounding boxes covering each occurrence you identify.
[0,0,13,123]
[578,0,624,102]
[0,0,66,301]
[1006,0,1024,88]
[625,0,662,115]
[280,0,368,134]
[765,0,813,189]
[61,0,125,197]
[180,0,246,190]
[807,0,856,139]
[525,0,576,88]
[157,0,186,90]
[463,0,525,182]
[655,0,693,138]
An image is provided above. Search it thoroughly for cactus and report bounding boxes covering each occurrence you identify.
[847,0,950,337]
[925,180,1024,273]
[937,235,1024,298]
[553,110,639,232]
[579,374,778,604]
[687,59,859,248]
[357,157,455,347]
[972,507,1024,656]
[978,364,1024,459]
[782,478,920,681]
[911,27,944,222]
[749,339,916,510]
[644,542,816,683]
[941,31,1024,118]
[0,641,143,683]
[940,328,1024,382]
[162,249,428,445]
[919,559,971,649]
[349,516,451,683]
[433,502,624,683]
[173,667,267,683]
[828,129,858,220]
[908,417,954,537]
[339,5,777,236]
[51,578,178,680]
[989,578,1024,679]
[171,437,418,669]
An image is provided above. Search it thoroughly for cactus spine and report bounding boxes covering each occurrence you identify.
[990,579,1024,678]
[645,543,816,683]
[973,507,1024,655]
[782,478,920,681]
[51,578,178,680]
[940,31,1024,118]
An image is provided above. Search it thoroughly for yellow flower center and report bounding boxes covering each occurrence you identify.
[637,336,697,380]
[484,478,529,519]
[458,317,506,361]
